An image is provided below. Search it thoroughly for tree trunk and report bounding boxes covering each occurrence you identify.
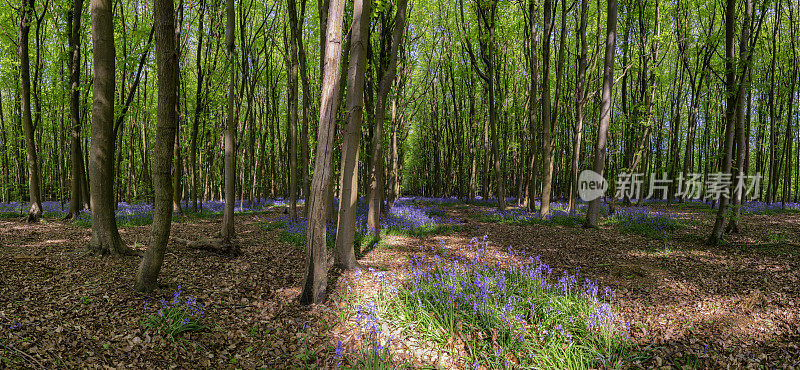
[285,17,299,220]
[0,90,8,202]
[334,0,371,270]
[367,0,408,236]
[584,0,617,228]
[539,0,554,215]
[135,0,179,292]
[300,0,346,305]
[708,0,739,245]
[172,2,184,214]
[67,0,88,219]
[221,0,237,248]
[189,0,205,213]
[568,0,588,214]
[89,0,132,255]
[19,0,43,222]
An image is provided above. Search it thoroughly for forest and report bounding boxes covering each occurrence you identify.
[0,0,799,367]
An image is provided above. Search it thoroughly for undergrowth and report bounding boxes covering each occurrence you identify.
[338,237,637,369]
[141,287,207,341]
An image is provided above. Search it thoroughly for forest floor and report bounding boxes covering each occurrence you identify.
[1,201,799,368]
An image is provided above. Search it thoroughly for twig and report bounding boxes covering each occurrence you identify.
[0,343,45,369]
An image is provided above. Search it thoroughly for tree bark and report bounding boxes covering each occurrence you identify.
[708,0,738,245]
[190,0,205,212]
[135,0,179,292]
[300,0,346,305]
[584,0,617,228]
[88,0,132,255]
[285,17,299,220]
[19,0,43,222]
[568,0,588,214]
[539,0,554,215]
[367,0,408,236]
[67,0,88,219]
[221,0,237,249]
[334,0,371,270]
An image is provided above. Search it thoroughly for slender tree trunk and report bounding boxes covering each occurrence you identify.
[66,0,87,219]
[19,0,42,222]
[135,0,178,292]
[709,0,739,245]
[221,0,237,249]
[285,18,299,220]
[190,0,205,212]
[367,0,408,236]
[584,0,617,228]
[568,0,588,214]
[300,0,346,305]
[0,90,8,202]
[290,0,313,211]
[539,0,554,215]
[172,2,184,214]
[334,0,371,269]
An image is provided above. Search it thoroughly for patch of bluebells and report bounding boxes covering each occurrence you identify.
[377,200,457,235]
[142,286,207,340]
[1,198,286,225]
[4,320,21,338]
[608,206,682,240]
[274,198,457,249]
[379,236,631,368]
[478,206,584,228]
[337,300,398,367]
[741,200,800,214]
[0,201,70,216]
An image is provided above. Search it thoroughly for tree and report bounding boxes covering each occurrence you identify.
[460,0,504,211]
[285,17,299,220]
[567,0,588,214]
[539,0,553,216]
[584,0,617,228]
[66,0,89,220]
[300,0,346,305]
[135,0,179,293]
[367,0,408,236]
[19,0,43,222]
[334,0,371,269]
[88,0,133,255]
[221,0,237,249]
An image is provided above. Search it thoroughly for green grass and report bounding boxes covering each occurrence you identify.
[262,218,386,253]
[384,224,462,238]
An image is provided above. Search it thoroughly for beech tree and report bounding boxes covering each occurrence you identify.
[334,0,371,269]
[300,0,346,305]
[88,0,132,255]
[367,0,408,236]
[135,0,179,292]
[584,0,617,228]
[221,0,236,249]
[19,0,42,222]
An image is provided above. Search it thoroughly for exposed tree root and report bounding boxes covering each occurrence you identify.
[173,237,241,256]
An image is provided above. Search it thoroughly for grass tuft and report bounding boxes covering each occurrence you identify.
[141,286,206,341]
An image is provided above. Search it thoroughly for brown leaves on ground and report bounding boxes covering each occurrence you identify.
[0,203,799,368]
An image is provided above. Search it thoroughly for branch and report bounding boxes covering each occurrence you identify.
[113,25,155,138]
